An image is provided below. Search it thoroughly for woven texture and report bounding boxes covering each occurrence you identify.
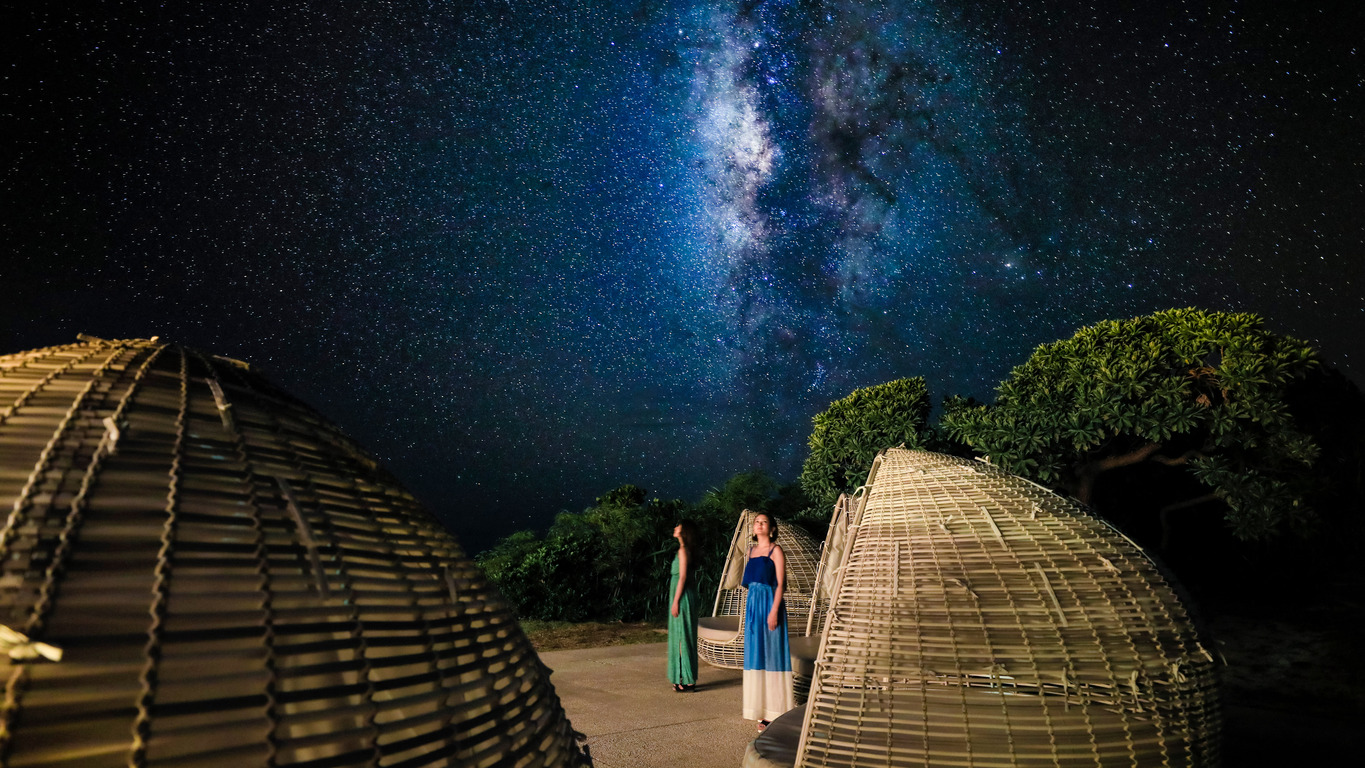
[793,493,854,705]
[0,337,584,768]
[697,510,820,670]
[796,449,1220,767]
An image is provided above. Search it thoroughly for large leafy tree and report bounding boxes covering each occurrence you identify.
[943,309,1321,541]
[801,377,932,512]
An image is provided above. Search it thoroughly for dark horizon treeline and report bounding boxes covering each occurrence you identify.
[475,471,817,623]
[477,453,1365,628]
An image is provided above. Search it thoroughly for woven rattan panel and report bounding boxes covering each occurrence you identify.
[698,510,821,670]
[796,449,1220,767]
[792,494,854,705]
[0,338,584,768]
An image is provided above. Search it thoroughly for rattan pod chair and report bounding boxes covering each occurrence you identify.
[0,336,585,768]
[697,509,820,669]
[789,448,1220,767]
[791,493,856,705]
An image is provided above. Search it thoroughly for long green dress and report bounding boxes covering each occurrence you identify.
[667,551,699,686]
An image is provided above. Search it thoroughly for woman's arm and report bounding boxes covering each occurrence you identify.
[768,544,785,631]
[671,546,689,617]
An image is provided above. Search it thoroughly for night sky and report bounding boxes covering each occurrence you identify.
[5,1,1361,553]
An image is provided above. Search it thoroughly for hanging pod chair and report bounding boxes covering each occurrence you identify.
[0,336,586,768]
[746,448,1220,768]
[696,509,821,669]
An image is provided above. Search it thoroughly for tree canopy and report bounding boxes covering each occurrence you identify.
[942,308,1321,541]
[800,377,932,513]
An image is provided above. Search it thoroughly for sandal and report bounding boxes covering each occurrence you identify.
[757,720,770,732]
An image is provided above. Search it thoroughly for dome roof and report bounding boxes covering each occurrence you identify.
[0,336,583,767]
[796,449,1219,767]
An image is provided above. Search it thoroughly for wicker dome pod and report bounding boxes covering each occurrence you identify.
[791,493,855,705]
[697,509,821,669]
[0,337,584,768]
[787,448,1219,767]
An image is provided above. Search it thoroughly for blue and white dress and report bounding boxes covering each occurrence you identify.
[742,545,794,721]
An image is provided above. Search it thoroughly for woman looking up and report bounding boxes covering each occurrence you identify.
[741,511,793,729]
[667,519,700,692]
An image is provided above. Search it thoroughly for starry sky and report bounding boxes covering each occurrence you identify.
[5,0,1362,553]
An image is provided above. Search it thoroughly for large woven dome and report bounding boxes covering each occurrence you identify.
[795,449,1220,767]
[0,337,583,767]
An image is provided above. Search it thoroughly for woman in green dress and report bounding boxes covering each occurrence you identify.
[667,519,700,691]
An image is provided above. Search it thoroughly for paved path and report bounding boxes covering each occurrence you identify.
[541,642,757,768]
[542,641,1359,766]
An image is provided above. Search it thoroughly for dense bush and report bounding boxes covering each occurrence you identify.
[478,486,680,621]
[477,474,801,623]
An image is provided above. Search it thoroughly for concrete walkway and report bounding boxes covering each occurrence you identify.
[540,640,1360,765]
[541,641,758,768]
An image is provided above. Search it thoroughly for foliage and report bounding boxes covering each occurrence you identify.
[800,377,933,512]
[478,470,807,623]
[478,485,684,621]
[695,470,779,521]
[770,479,822,536]
[478,310,1362,624]
[691,470,793,600]
[478,526,599,621]
[942,308,1322,541]
[936,394,985,455]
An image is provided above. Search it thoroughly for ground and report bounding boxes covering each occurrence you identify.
[1208,594,1364,763]
[524,606,1364,763]
[521,620,667,651]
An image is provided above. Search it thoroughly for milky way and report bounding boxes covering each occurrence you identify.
[5,1,1361,551]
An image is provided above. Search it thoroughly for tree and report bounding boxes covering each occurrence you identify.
[800,377,932,512]
[695,470,779,522]
[476,484,686,622]
[942,309,1321,542]
[770,480,820,535]
[572,485,679,619]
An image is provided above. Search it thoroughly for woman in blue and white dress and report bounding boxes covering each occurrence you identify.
[741,511,794,729]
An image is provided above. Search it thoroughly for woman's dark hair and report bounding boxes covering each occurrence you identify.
[676,518,699,550]
[749,510,778,543]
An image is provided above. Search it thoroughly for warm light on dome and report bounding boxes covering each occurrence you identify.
[0,336,585,767]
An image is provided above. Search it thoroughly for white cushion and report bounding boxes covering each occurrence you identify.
[698,615,742,642]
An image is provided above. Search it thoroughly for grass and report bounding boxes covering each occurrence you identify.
[521,620,667,652]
